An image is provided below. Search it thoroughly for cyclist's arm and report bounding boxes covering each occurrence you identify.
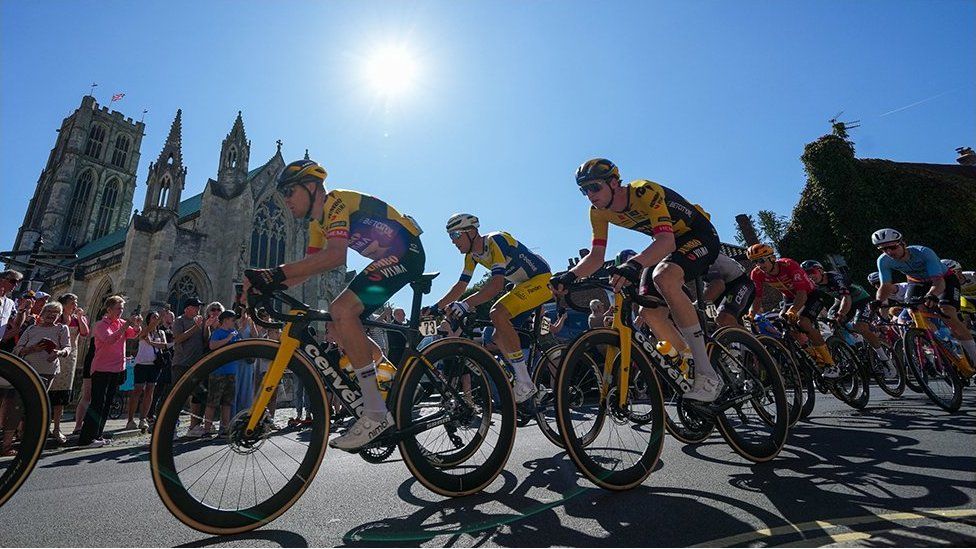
[633,232,676,269]
[876,282,896,302]
[281,238,348,285]
[837,295,852,317]
[436,281,468,311]
[570,246,607,278]
[789,290,809,314]
[749,269,765,316]
[464,274,506,308]
[926,276,946,299]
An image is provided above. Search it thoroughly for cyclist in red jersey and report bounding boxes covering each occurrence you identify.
[746,244,840,378]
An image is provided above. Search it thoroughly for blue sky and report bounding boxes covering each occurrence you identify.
[2,1,974,306]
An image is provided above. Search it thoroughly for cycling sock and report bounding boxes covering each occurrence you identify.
[873,345,891,361]
[354,362,388,420]
[814,344,835,366]
[678,324,716,380]
[960,339,976,367]
[506,350,531,385]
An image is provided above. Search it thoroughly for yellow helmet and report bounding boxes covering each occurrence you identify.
[277,159,327,190]
[575,158,620,185]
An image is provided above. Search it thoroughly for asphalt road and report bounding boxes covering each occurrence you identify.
[1,390,974,547]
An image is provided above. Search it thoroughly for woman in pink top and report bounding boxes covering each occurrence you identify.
[77,295,138,448]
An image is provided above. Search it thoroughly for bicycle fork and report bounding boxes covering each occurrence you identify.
[245,321,302,435]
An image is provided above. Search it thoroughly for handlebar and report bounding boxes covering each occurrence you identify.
[246,289,330,330]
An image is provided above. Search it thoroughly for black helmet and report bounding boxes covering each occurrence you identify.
[277,159,327,191]
[800,260,823,272]
[575,158,620,185]
[615,249,637,266]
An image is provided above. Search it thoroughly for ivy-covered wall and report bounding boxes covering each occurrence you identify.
[780,134,976,285]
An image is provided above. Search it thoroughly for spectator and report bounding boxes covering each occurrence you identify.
[47,294,89,444]
[72,336,96,435]
[588,299,608,330]
[169,297,205,430]
[368,305,391,357]
[14,302,71,391]
[254,311,281,423]
[127,311,168,431]
[233,305,258,415]
[149,308,176,418]
[189,310,239,437]
[77,296,138,448]
[0,270,24,351]
[387,307,408,366]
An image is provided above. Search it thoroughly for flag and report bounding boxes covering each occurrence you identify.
[111,93,125,101]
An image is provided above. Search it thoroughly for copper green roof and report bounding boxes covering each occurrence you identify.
[74,227,126,260]
[178,192,203,218]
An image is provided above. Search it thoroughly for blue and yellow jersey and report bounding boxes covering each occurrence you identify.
[307,189,422,260]
[460,231,551,285]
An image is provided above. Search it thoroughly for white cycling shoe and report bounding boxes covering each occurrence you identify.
[513,381,538,404]
[821,364,842,379]
[882,360,897,380]
[683,375,724,403]
[329,412,394,452]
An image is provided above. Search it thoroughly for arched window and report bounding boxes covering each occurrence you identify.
[111,135,130,168]
[167,274,200,311]
[227,147,237,169]
[92,179,120,240]
[250,199,287,268]
[158,176,171,208]
[84,125,107,159]
[61,170,95,246]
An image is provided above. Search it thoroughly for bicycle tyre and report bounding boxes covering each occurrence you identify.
[710,327,789,463]
[902,328,962,413]
[827,336,870,410]
[896,338,924,394]
[397,338,516,497]
[150,340,329,535]
[555,329,665,491]
[531,344,570,449]
[869,342,907,398]
[756,336,804,427]
[0,352,49,508]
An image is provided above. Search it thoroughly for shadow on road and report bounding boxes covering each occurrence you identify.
[176,529,309,548]
[339,396,976,547]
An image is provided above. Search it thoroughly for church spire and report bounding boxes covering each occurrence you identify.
[143,109,187,215]
[229,110,246,141]
[156,109,183,167]
[216,110,250,196]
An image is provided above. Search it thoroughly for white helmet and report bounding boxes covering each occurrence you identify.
[446,213,479,232]
[941,259,962,272]
[867,272,881,285]
[871,228,903,246]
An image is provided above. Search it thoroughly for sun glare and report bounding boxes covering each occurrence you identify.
[363,45,419,97]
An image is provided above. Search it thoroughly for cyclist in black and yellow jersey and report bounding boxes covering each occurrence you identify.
[243,159,425,451]
[431,214,551,404]
[550,158,723,402]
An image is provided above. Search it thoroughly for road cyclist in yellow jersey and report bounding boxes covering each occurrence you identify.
[430,213,552,404]
[244,159,426,451]
[550,158,724,402]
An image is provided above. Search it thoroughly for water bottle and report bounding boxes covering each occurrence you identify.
[656,340,693,380]
[376,360,397,400]
[338,355,355,376]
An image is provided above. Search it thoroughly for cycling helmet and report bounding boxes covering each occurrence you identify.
[575,158,619,185]
[277,159,327,190]
[941,259,962,272]
[867,272,881,285]
[800,260,823,272]
[746,243,775,261]
[871,228,902,246]
[615,249,638,266]
[446,213,479,232]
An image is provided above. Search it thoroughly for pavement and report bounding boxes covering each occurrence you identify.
[1,390,974,547]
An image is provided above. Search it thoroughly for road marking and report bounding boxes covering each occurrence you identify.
[693,508,976,547]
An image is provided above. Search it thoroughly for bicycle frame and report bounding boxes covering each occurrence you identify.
[906,306,973,375]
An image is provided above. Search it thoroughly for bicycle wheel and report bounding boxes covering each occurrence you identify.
[150,340,329,535]
[396,338,516,497]
[531,344,571,449]
[556,329,665,491]
[896,338,924,394]
[868,342,906,398]
[709,327,789,463]
[757,336,804,427]
[902,329,962,413]
[0,352,49,508]
[826,336,870,410]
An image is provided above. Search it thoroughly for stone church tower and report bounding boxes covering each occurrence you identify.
[14,95,144,253]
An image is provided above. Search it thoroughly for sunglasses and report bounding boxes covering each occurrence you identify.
[448,231,465,240]
[877,244,900,252]
[578,182,604,195]
[756,256,775,263]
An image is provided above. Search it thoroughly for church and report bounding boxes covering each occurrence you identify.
[13,95,344,315]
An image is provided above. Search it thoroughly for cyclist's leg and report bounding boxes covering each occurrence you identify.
[798,291,832,366]
[935,275,976,366]
[492,273,552,400]
[716,275,754,328]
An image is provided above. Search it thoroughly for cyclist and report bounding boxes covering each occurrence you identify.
[431,213,551,403]
[747,244,840,378]
[243,159,426,451]
[699,253,754,328]
[803,260,895,377]
[549,158,723,402]
[872,228,976,369]
[942,259,976,331]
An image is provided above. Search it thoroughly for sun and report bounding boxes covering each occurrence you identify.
[363,45,419,97]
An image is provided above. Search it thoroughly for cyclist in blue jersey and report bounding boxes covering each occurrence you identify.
[872,228,976,369]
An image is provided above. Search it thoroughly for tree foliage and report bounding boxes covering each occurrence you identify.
[756,210,789,250]
[780,134,976,285]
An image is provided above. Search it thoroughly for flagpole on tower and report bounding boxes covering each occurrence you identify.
[140,109,148,123]
[89,82,98,97]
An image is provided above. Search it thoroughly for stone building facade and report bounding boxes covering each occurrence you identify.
[13,96,345,315]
